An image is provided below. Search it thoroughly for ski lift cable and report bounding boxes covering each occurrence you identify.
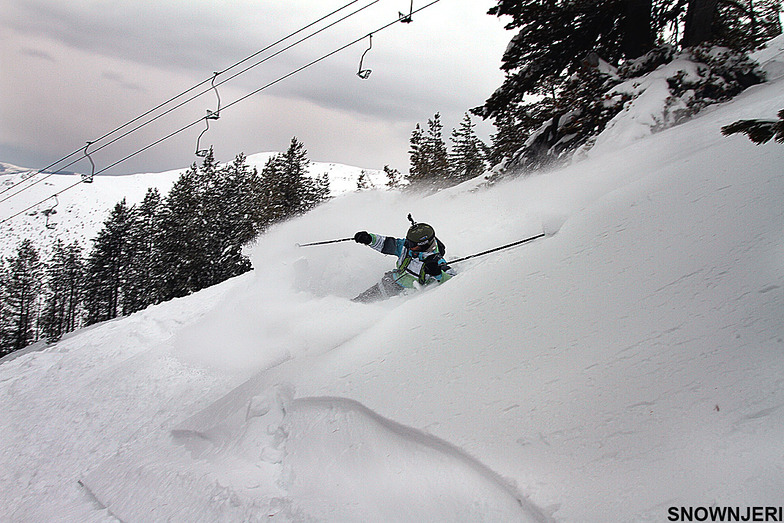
[0,0,368,201]
[220,0,442,115]
[100,0,440,175]
[76,0,381,166]
[0,0,443,226]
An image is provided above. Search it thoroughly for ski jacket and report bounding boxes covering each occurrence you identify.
[364,233,454,289]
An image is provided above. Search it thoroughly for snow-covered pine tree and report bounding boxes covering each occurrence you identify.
[722,109,784,144]
[475,0,656,123]
[218,153,266,245]
[0,257,9,355]
[156,152,214,300]
[280,136,310,216]
[124,187,163,314]
[38,241,84,342]
[450,113,488,183]
[40,240,77,342]
[356,170,372,190]
[84,199,134,325]
[475,0,779,174]
[61,241,84,335]
[3,239,42,353]
[260,137,329,224]
[488,112,526,167]
[205,153,255,284]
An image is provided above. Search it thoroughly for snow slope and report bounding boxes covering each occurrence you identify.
[1,45,784,521]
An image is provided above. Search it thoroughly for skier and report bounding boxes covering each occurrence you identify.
[352,219,454,302]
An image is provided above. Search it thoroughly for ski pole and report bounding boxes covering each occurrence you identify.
[448,232,546,265]
[296,237,354,247]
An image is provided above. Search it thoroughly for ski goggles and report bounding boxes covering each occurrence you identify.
[405,237,433,251]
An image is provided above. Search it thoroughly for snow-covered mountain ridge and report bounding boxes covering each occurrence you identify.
[1,38,783,522]
[0,154,385,259]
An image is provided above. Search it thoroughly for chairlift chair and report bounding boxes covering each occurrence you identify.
[42,194,59,229]
[196,72,221,157]
[82,142,95,183]
[357,34,373,79]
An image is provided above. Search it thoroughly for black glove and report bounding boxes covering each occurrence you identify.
[354,231,372,244]
[423,254,442,276]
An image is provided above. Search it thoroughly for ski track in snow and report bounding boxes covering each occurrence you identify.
[79,386,549,522]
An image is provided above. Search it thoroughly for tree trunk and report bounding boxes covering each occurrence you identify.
[622,0,654,58]
[683,0,719,47]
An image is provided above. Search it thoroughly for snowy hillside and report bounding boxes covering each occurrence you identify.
[1,40,783,522]
[0,156,385,259]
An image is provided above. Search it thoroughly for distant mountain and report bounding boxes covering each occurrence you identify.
[0,156,386,259]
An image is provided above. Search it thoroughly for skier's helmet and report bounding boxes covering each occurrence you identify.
[406,223,435,251]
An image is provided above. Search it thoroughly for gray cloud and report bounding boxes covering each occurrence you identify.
[19,47,56,62]
[1,0,511,176]
[101,71,145,92]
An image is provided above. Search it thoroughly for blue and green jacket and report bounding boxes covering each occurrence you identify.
[365,233,454,289]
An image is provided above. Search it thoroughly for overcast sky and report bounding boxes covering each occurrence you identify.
[0,0,512,176]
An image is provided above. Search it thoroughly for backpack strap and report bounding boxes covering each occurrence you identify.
[436,237,446,256]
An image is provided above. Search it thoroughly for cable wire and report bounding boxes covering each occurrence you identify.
[0,0,380,206]
[0,0,442,226]
[0,0,366,200]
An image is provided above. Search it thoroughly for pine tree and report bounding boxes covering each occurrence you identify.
[713,0,783,51]
[450,113,488,182]
[84,199,134,324]
[280,137,310,217]
[40,240,72,342]
[475,0,655,122]
[722,108,784,144]
[304,172,330,212]
[475,0,778,124]
[219,153,266,245]
[425,113,450,183]
[259,137,329,224]
[384,165,403,189]
[474,0,778,173]
[0,258,10,355]
[488,112,527,167]
[62,242,84,334]
[683,0,720,47]
[408,113,450,188]
[408,123,425,183]
[4,239,42,353]
[151,150,263,302]
[156,153,213,300]
[39,240,84,342]
[206,153,257,283]
[125,187,163,313]
[356,170,373,190]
